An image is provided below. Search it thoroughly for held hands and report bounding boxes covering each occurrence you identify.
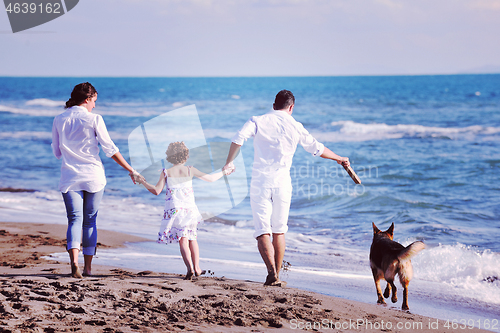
[129,170,145,184]
[222,162,235,175]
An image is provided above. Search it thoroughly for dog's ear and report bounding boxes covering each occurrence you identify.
[372,222,380,234]
[386,223,394,236]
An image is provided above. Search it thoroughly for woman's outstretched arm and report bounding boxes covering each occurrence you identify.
[111,152,145,184]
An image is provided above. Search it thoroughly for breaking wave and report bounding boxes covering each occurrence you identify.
[311,121,500,142]
[25,98,65,107]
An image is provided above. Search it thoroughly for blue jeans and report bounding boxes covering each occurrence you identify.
[62,189,104,256]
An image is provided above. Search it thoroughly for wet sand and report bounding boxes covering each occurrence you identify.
[0,222,491,332]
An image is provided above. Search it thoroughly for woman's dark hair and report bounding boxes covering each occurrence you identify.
[65,82,98,109]
[273,90,295,110]
[166,141,189,165]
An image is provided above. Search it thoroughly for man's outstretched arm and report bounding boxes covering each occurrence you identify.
[321,147,350,167]
[223,142,241,174]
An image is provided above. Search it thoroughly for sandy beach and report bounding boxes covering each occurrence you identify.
[0,222,491,333]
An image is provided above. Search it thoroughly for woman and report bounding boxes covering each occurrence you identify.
[52,82,141,278]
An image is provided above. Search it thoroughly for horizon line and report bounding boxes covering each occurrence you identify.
[1,72,499,79]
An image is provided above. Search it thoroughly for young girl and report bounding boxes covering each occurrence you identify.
[139,141,232,280]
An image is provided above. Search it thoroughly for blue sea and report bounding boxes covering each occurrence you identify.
[1,76,499,330]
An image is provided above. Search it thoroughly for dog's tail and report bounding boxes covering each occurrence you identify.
[398,241,425,261]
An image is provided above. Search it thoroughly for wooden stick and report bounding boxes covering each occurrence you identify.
[343,164,361,184]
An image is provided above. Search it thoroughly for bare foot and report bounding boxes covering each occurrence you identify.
[269,279,287,287]
[71,264,83,279]
[264,273,286,287]
[195,270,206,277]
[83,266,91,277]
[184,271,193,280]
[264,273,278,286]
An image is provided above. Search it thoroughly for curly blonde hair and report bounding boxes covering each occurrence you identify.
[166,141,189,165]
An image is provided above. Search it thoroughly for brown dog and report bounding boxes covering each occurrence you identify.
[370,222,425,310]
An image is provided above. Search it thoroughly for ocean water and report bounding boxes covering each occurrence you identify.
[1,76,499,330]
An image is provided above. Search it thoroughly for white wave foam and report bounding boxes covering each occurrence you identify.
[0,104,61,117]
[0,131,128,141]
[0,131,52,140]
[413,243,500,304]
[0,105,28,113]
[1,101,171,118]
[311,121,500,142]
[25,98,65,107]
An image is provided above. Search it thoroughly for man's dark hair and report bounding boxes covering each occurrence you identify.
[273,90,295,110]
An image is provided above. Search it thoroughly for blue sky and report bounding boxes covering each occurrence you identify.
[1,0,499,77]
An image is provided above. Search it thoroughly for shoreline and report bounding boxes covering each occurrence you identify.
[0,222,493,332]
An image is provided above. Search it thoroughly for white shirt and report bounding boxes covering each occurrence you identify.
[232,110,325,188]
[51,106,119,193]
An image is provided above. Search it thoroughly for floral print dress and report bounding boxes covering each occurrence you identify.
[157,167,203,244]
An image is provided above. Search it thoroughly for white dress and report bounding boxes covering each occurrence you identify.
[157,167,203,244]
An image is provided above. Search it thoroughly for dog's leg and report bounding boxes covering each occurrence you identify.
[388,280,398,303]
[399,261,413,310]
[371,267,386,305]
[384,263,398,303]
[401,283,409,310]
[383,283,391,298]
[374,279,386,305]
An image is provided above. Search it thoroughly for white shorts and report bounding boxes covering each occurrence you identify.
[250,185,292,238]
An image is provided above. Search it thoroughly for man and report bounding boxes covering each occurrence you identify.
[223,90,349,286]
